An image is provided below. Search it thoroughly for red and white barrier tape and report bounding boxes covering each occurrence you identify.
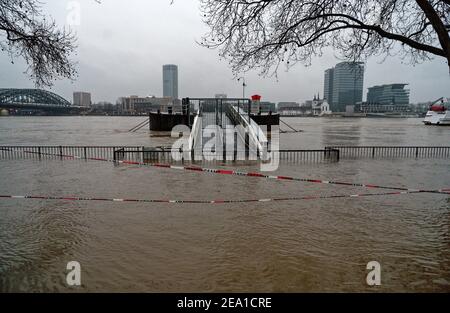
[4,148,450,195]
[0,190,444,205]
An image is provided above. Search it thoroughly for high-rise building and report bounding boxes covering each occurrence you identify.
[323,62,364,112]
[367,84,410,105]
[73,92,91,107]
[323,68,334,105]
[163,64,178,99]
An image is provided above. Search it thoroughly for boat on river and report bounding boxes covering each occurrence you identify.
[423,97,450,126]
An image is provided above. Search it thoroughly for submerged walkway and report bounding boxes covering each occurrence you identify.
[200,112,245,152]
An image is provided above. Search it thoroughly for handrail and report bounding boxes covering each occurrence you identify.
[229,105,268,155]
[128,119,149,132]
[188,109,202,151]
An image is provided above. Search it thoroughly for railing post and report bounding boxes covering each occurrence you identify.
[415,147,419,158]
[245,132,249,160]
[223,132,227,162]
[59,145,63,159]
[84,147,87,160]
[234,132,238,161]
[38,147,41,160]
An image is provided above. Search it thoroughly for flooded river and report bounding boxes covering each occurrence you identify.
[0,116,449,292]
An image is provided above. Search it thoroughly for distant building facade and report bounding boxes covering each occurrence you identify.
[323,68,334,105]
[163,64,178,99]
[311,95,325,116]
[277,102,308,116]
[91,101,115,114]
[321,101,331,115]
[358,83,411,114]
[118,96,180,115]
[215,94,227,99]
[358,103,411,113]
[323,62,364,112]
[73,92,92,107]
[259,101,276,112]
[305,94,332,116]
[277,102,299,110]
[367,84,410,105]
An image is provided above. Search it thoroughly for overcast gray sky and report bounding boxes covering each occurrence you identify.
[0,0,449,104]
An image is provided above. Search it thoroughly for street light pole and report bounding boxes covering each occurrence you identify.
[238,77,246,99]
[237,77,247,115]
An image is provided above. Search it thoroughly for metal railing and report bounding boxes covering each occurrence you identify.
[114,149,340,164]
[4,146,449,163]
[227,105,268,157]
[0,146,142,161]
[186,98,268,161]
[0,146,340,163]
[326,146,450,158]
[188,108,202,152]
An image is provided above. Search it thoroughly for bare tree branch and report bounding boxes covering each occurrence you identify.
[200,0,450,76]
[416,0,450,62]
[0,0,77,87]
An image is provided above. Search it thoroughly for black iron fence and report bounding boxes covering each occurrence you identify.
[326,146,450,158]
[114,148,340,164]
[273,149,339,163]
[0,146,142,161]
[1,146,448,163]
[0,146,339,163]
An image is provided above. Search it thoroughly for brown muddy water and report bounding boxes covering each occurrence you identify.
[0,116,449,292]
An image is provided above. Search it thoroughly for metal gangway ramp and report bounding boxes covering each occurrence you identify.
[187,98,268,161]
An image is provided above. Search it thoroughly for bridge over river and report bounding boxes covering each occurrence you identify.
[0,88,85,113]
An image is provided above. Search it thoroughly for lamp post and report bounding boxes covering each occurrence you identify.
[237,77,247,115]
[238,76,247,113]
[237,77,246,99]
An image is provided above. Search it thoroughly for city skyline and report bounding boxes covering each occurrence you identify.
[4,60,445,107]
[0,0,448,105]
